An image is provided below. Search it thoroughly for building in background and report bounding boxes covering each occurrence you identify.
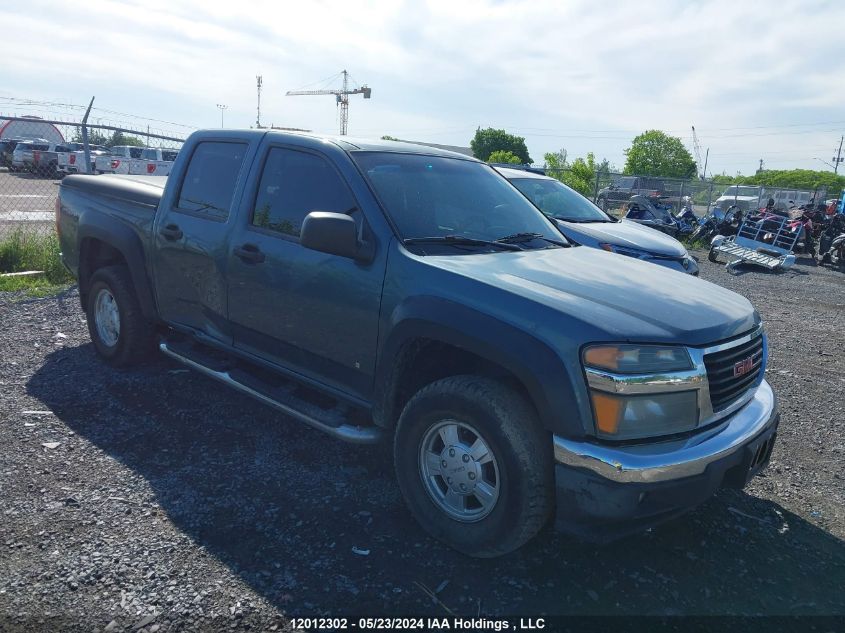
[0,116,65,144]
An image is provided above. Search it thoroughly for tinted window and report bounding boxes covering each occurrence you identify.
[129,147,143,159]
[177,141,248,220]
[251,147,354,237]
[162,150,178,162]
[510,178,609,221]
[354,152,560,245]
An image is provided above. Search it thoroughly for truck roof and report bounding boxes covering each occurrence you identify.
[194,129,480,161]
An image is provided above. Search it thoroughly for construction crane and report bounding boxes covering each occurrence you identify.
[691,125,708,179]
[286,70,372,135]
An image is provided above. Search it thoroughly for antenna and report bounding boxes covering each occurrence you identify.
[256,75,263,129]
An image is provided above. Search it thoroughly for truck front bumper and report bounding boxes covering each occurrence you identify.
[552,379,778,541]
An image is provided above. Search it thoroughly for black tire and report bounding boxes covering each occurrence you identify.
[708,247,719,263]
[86,265,155,367]
[394,375,553,558]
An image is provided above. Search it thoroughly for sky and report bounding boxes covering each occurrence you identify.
[1,0,844,176]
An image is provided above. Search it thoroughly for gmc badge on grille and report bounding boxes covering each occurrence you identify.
[733,357,754,377]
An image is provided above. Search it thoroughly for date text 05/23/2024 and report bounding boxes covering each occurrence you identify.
[289,617,546,631]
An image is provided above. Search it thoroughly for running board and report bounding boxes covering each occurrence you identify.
[159,342,383,444]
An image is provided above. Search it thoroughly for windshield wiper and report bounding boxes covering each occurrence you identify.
[495,232,567,247]
[556,217,608,224]
[403,235,522,251]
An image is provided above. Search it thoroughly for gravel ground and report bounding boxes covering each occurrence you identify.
[1,251,844,631]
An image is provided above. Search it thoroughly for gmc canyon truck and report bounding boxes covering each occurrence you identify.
[56,130,779,557]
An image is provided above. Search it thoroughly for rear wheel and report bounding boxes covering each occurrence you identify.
[394,375,553,558]
[86,265,155,367]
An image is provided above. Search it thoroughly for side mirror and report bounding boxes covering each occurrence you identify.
[300,211,373,262]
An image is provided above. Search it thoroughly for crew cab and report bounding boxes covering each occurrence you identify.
[498,167,698,275]
[56,130,779,556]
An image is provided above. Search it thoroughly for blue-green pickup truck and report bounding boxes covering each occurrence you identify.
[56,130,779,556]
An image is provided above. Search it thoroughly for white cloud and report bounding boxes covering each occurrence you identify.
[1,0,843,173]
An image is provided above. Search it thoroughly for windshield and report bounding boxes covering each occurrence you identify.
[353,152,562,249]
[510,177,610,222]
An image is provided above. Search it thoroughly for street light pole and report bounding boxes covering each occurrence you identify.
[216,103,228,128]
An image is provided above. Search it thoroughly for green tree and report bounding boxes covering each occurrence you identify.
[487,150,521,164]
[543,149,567,171]
[744,168,845,193]
[71,129,110,146]
[543,149,606,197]
[381,135,400,141]
[108,131,145,147]
[624,130,696,178]
[470,127,532,164]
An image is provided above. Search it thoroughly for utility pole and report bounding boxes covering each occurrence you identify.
[256,75,263,128]
[702,148,709,180]
[833,135,843,175]
[216,104,228,128]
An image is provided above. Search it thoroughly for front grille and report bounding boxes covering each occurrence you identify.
[704,331,764,411]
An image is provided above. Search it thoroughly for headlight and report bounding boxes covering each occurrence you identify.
[583,344,699,440]
[599,243,649,259]
[584,344,692,374]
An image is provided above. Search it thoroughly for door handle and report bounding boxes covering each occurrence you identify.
[234,244,265,263]
[160,224,183,240]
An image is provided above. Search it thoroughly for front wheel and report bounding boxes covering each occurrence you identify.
[394,375,553,558]
[708,247,719,263]
[86,265,155,367]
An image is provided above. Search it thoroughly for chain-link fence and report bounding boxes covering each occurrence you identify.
[0,116,184,242]
[543,168,830,220]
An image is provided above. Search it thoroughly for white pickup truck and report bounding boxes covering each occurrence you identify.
[57,145,109,176]
[95,146,179,176]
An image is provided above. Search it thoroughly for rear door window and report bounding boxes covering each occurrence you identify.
[177,141,248,221]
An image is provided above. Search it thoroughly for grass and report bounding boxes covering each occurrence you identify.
[0,229,74,295]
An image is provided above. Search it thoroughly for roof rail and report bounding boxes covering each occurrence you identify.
[488,162,546,175]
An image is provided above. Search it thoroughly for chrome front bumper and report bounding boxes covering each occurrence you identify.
[553,379,777,484]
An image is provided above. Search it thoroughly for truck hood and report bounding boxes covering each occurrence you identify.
[422,247,757,345]
[556,218,687,257]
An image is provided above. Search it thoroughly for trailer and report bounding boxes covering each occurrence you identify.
[709,214,798,272]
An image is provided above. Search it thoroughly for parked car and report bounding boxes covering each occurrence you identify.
[0,138,26,168]
[10,140,58,173]
[596,175,665,209]
[30,142,87,178]
[498,167,698,275]
[56,130,779,557]
[96,146,178,175]
[57,145,110,176]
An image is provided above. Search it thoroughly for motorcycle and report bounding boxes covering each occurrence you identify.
[786,208,817,257]
[623,195,681,237]
[671,197,698,236]
[690,205,741,243]
[819,214,845,267]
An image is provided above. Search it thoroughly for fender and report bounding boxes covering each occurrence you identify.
[77,211,158,322]
[373,296,591,439]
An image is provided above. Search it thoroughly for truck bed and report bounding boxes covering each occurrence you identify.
[61,174,167,209]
